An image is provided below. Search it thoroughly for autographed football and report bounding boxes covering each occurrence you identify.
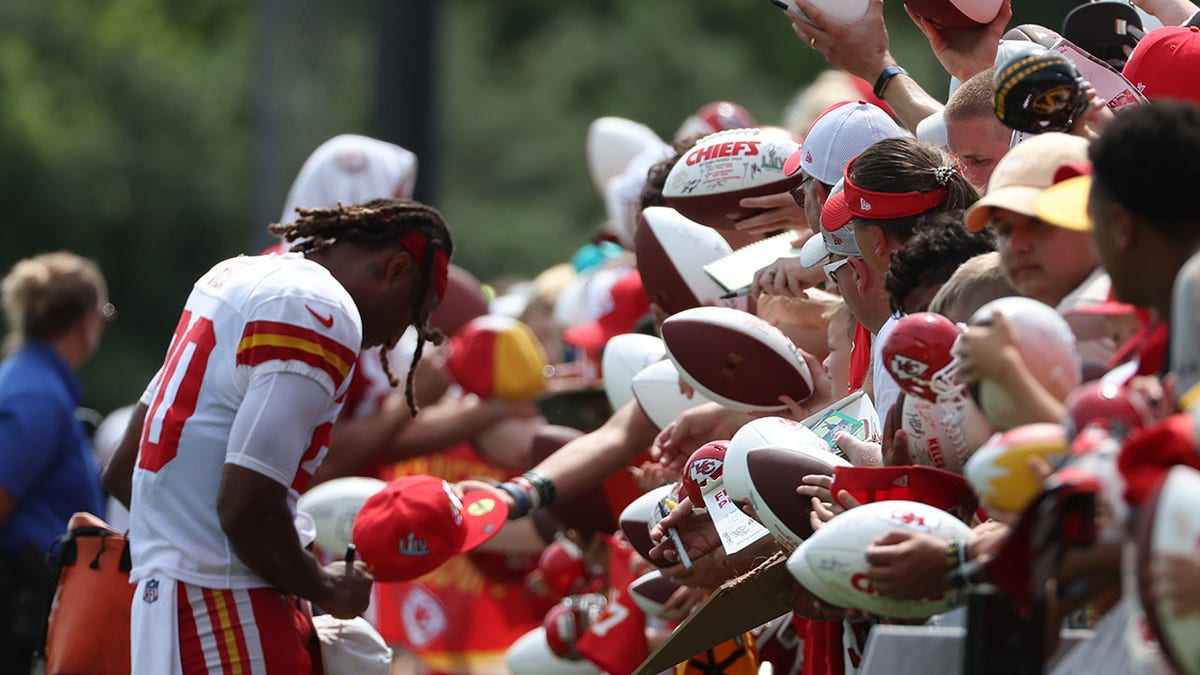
[628,570,682,619]
[662,128,803,230]
[968,296,1082,430]
[297,476,386,554]
[723,417,850,551]
[618,484,677,566]
[634,207,732,315]
[772,0,869,22]
[789,500,973,618]
[630,359,711,430]
[507,627,601,675]
[661,306,813,413]
[601,333,667,412]
[899,394,993,474]
[585,117,664,196]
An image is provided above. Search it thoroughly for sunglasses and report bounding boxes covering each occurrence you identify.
[823,257,851,286]
[789,175,832,209]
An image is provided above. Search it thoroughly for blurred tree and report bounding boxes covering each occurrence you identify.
[0,0,1086,415]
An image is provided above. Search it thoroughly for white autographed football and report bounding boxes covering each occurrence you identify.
[601,333,667,412]
[790,500,973,618]
[663,129,802,230]
[630,358,710,430]
[661,307,813,413]
[298,477,386,554]
[635,206,732,315]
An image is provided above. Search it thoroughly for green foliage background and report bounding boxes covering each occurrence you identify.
[0,0,1067,415]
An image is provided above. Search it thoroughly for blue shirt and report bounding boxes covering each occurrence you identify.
[0,341,103,554]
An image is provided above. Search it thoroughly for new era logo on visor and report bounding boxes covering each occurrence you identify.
[859,198,872,211]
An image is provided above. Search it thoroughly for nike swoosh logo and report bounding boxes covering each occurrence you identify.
[306,305,334,328]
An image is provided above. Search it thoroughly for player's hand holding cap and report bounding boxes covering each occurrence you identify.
[352,475,508,581]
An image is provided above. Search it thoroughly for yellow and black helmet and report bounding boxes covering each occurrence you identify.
[993,51,1089,134]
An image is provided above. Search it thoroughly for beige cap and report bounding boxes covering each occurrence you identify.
[964,133,1090,232]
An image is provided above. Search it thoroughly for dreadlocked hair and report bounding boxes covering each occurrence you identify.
[270,198,453,417]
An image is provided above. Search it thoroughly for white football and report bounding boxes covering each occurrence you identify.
[968,296,1081,430]
[635,206,733,315]
[298,477,386,554]
[963,423,1068,514]
[786,541,856,609]
[661,306,814,413]
[724,418,851,551]
[506,627,601,675]
[900,395,993,474]
[724,417,832,503]
[618,484,677,565]
[601,333,667,412]
[791,500,973,618]
[1136,465,1200,675]
[662,128,803,230]
[585,117,664,197]
[777,0,869,22]
[631,359,711,430]
[628,570,682,619]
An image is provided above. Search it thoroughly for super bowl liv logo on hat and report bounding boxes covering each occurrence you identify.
[398,532,431,556]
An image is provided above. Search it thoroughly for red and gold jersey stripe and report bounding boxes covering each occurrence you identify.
[236,320,357,389]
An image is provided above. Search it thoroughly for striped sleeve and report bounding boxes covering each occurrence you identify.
[236,320,357,391]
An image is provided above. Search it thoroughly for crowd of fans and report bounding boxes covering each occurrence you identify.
[5,0,1200,673]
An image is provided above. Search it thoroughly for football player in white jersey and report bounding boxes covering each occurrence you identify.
[103,198,452,674]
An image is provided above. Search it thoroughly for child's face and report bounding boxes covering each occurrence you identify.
[823,314,853,395]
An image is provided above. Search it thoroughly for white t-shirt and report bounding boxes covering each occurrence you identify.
[130,253,361,589]
[871,315,902,423]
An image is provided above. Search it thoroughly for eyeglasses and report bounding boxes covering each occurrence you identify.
[823,257,851,286]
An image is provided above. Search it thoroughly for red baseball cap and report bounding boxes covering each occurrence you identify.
[352,475,508,582]
[1122,26,1200,105]
[562,268,651,351]
[830,465,975,513]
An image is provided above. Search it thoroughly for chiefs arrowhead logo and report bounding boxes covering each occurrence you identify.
[688,457,723,487]
[888,354,929,381]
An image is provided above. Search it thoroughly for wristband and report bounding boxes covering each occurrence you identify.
[522,470,558,508]
[510,476,541,510]
[873,65,909,99]
[498,482,533,520]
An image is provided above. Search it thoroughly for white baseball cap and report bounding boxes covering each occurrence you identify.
[799,101,908,185]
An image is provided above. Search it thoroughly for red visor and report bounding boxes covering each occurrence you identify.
[842,157,949,220]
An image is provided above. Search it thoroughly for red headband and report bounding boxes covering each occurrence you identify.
[842,157,950,220]
[395,230,450,300]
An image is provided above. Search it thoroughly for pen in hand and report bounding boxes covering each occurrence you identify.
[720,287,753,299]
[345,543,357,564]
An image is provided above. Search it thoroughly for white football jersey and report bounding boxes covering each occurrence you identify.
[130,253,362,589]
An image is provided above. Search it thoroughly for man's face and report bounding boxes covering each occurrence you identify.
[991,208,1098,307]
[1088,181,1133,304]
[798,177,829,234]
[947,114,1013,191]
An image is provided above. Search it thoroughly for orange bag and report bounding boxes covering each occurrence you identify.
[45,512,136,675]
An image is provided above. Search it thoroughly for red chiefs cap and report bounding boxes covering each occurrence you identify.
[352,475,508,582]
